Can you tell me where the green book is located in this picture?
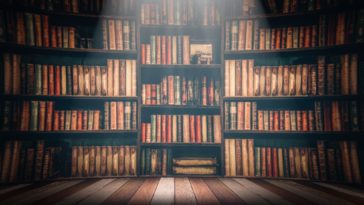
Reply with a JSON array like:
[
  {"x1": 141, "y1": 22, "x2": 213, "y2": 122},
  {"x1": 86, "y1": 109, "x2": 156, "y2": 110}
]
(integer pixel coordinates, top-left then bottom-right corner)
[
  {"x1": 177, "y1": 35, "x2": 182, "y2": 64},
  {"x1": 145, "y1": 148, "x2": 151, "y2": 175},
  {"x1": 30, "y1": 101, "x2": 39, "y2": 131},
  {"x1": 174, "y1": 76, "x2": 180, "y2": 105},
  {"x1": 207, "y1": 115, "x2": 213, "y2": 143},
  {"x1": 2, "y1": 101, "x2": 11, "y2": 130},
  {"x1": 130, "y1": 21, "x2": 136, "y2": 50},
  {"x1": 255, "y1": 147, "x2": 261, "y2": 176},
  {"x1": 65, "y1": 110, "x2": 71, "y2": 130},
  {"x1": 25, "y1": 13, "x2": 35, "y2": 46},
  {"x1": 66, "y1": 66, "x2": 72, "y2": 95},
  {"x1": 177, "y1": 115, "x2": 183, "y2": 143},
  {"x1": 141, "y1": 149, "x2": 145, "y2": 175},
  {"x1": 124, "y1": 101, "x2": 131, "y2": 130},
  {"x1": 62, "y1": 27, "x2": 68, "y2": 48},
  {"x1": 150, "y1": 35, "x2": 156, "y2": 64},
  {"x1": 35, "y1": 64, "x2": 42, "y2": 95},
  {"x1": 123, "y1": 20, "x2": 130, "y2": 50},
  {"x1": 283, "y1": 147, "x2": 289, "y2": 177},
  {"x1": 132, "y1": 102, "x2": 137, "y2": 130},
  {"x1": 151, "y1": 115, "x2": 156, "y2": 143}
]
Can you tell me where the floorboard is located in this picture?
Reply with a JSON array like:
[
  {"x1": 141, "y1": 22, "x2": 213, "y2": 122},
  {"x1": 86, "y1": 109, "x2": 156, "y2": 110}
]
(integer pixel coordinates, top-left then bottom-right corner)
[
  {"x1": 174, "y1": 178, "x2": 197, "y2": 205},
  {"x1": 1, "y1": 177, "x2": 363, "y2": 205}
]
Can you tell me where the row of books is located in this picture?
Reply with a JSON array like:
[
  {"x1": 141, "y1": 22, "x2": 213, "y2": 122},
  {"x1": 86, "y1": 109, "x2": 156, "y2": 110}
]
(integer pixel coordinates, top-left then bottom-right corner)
[
  {"x1": 140, "y1": 148, "x2": 171, "y2": 176},
  {"x1": 141, "y1": 35, "x2": 190, "y2": 65},
  {"x1": 173, "y1": 157, "x2": 218, "y2": 175},
  {"x1": 1, "y1": 0, "x2": 137, "y2": 16},
  {"x1": 141, "y1": 115, "x2": 221, "y2": 144},
  {"x1": 140, "y1": 0, "x2": 220, "y2": 26},
  {"x1": 142, "y1": 75, "x2": 220, "y2": 106},
  {"x1": 224, "y1": 54, "x2": 358, "y2": 97},
  {"x1": 1, "y1": 140, "x2": 62, "y2": 183},
  {"x1": 1, "y1": 101, "x2": 137, "y2": 131},
  {"x1": 224, "y1": 101, "x2": 361, "y2": 132},
  {"x1": 225, "y1": 11, "x2": 363, "y2": 51},
  {"x1": 71, "y1": 145, "x2": 137, "y2": 177},
  {"x1": 3, "y1": 55, "x2": 137, "y2": 97},
  {"x1": 224, "y1": 139, "x2": 362, "y2": 184},
  {"x1": 226, "y1": 0, "x2": 359, "y2": 16},
  {"x1": 101, "y1": 19, "x2": 136, "y2": 51}
]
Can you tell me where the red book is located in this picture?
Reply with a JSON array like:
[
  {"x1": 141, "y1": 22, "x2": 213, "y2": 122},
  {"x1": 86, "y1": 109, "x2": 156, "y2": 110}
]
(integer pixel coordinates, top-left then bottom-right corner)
[
  {"x1": 273, "y1": 147, "x2": 278, "y2": 177},
  {"x1": 59, "y1": 111, "x2": 65, "y2": 130},
  {"x1": 82, "y1": 110, "x2": 88, "y2": 130},
  {"x1": 51, "y1": 26, "x2": 57, "y2": 48},
  {"x1": 273, "y1": 111, "x2": 279, "y2": 131},
  {"x1": 267, "y1": 147, "x2": 272, "y2": 177},
  {"x1": 141, "y1": 123, "x2": 146, "y2": 142},
  {"x1": 261, "y1": 147, "x2": 267, "y2": 177},
  {"x1": 189, "y1": 115, "x2": 195, "y2": 143},
  {"x1": 77, "y1": 111, "x2": 82, "y2": 130},
  {"x1": 45, "y1": 101, "x2": 53, "y2": 131},
  {"x1": 53, "y1": 111, "x2": 59, "y2": 131},
  {"x1": 55, "y1": 65, "x2": 61, "y2": 95},
  {"x1": 209, "y1": 78, "x2": 214, "y2": 106},
  {"x1": 161, "y1": 115, "x2": 166, "y2": 143},
  {"x1": 167, "y1": 115, "x2": 172, "y2": 143},
  {"x1": 167, "y1": 36, "x2": 172, "y2": 64},
  {"x1": 161, "y1": 36, "x2": 166, "y2": 64},
  {"x1": 48, "y1": 65, "x2": 54, "y2": 95},
  {"x1": 141, "y1": 44, "x2": 146, "y2": 64},
  {"x1": 42, "y1": 15, "x2": 49, "y2": 47},
  {"x1": 195, "y1": 115, "x2": 201, "y2": 143}
]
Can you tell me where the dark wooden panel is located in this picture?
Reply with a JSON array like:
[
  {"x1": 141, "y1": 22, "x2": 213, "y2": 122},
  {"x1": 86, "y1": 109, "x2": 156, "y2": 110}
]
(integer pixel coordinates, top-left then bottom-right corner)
[
  {"x1": 204, "y1": 178, "x2": 246, "y2": 205},
  {"x1": 102, "y1": 179, "x2": 145, "y2": 205},
  {"x1": 189, "y1": 178, "x2": 220, "y2": 205},
  {"x1": 127, "y1": 178, "x2": 159, "y2": 205}
]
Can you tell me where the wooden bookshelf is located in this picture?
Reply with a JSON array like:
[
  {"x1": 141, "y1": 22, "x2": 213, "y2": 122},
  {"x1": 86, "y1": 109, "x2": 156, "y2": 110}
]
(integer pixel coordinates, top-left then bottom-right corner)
[
  {"x1": 0, "y1": 43, "x2": 137, "y2": 58},
  {"x1": 1, "y1": 0, "x2": 363, "y2": 183}
]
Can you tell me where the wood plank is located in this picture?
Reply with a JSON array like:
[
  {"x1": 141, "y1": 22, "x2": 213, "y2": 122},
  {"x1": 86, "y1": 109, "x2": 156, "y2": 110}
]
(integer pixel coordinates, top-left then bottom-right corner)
[
  {"x1": 204, "y1": 178, "x2": 245, "y2": 205},
  {"x1": 189, "y1": 178, "x2": 220, "y2": 205},
  {"x1": 0, "y1": 184, "x2": 30, "y2": 195},
  {"x1": 151, "y1": 177, "x2": 175, "y2": 205},
  {"x1": 174, "y1": 178, "x2": 197, "y2": 205},
  {"x1": 314, "y1": 182, "x2": 364, "y2": 198},
  {"x1": 233, "y1": 178, "x2": 293, "y2": 205},
  {"x1": 78, "y1": 179, "x2": 128, "y2": 205},
  {"x1": 220, "y1": 178, "x2": 270, "y2": 205},
  {"x1": 0, "y1": 182, "x2": 51, "y2": 201},
  {"x1": 33, "y1": 179, "x2": 99, "y2": 205},
  {"x1": 1, "y1": 181, "x2": 68, "y2": 204},
  {"x1": 296, "y1": 181, "x2": 364, "y2": 205},
  {"x1": 265, "y1": 180, "x2": 340, "y2": 205},
  {"x1": 127, "y1": 178, "x2": 160, "y2": 205},
  {"x1": 101, "y1": 179, "x2": 145, "y2": 205},
  {"x1": 55, "y1": 179, "x2": 115, "y2": 205},
  {"x1": 7, "y1": 180, "x2": 82, "y2": 205},
  {"x1": 248, "y1": 179, "x2": 314, "y2": 205}
]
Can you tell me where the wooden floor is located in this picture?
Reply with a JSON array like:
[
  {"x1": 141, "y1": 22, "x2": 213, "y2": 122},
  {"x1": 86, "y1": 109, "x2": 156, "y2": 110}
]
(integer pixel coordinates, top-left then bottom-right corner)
[{"x1": 0, "y1": 178, "x2": 364, "y2": 205}]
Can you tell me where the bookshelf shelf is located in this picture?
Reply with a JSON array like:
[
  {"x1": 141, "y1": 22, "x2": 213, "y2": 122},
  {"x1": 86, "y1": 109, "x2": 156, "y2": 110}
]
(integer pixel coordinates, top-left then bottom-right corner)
[
  {"x1": 0, "y1": 43, "x2": 137, "y2": 58},
  {"x1": 224, "y1": 43, "x2": 364, "y2": 59},
  {"x1": 225, "y1": 6, "x2": 362, "y2": 21},
  {"x1": 0, "y1": 95, "x2": 139, "y2": 102},
  {"x1": 140, "y1": 64, "x2": 221, "y2": 71},
  {"x1": 0, "y1": 5, "x2": 136, "y2": 20},
  {"x1": 223, "y1": 95, "x2": 364, "y2": 102},
  {"x1": 0, "y1": 130, "x2": 138, "y2": 140},
  {"x1": 223, "y1": 131, "x2": 364, "y2": 140},
  {"x1": 140, "y1": 143, "x2": 221, "y2": 148},
  {"x1": 140, "y1": 25, "x2": 220, "y2": 35},
  {"x1": 141, "y1": 105, "x2": 220, "y2": 111}
]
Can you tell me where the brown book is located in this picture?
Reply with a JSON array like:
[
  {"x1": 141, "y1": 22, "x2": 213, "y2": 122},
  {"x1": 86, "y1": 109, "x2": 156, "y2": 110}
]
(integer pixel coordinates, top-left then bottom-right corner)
[
  {"x1": 229, "y1": 139, "x2": 236, "y2": 176},
  {"x1": 225, "y1": 139, "x2": 230, "y2": 176},
  {"x1": 130, "y1": 147, "x2": 137, "y2": 176},
  {"x1": 278, "y1": 148, "x2": 284, "y2": 177},
  {"x1": 125, "y1": 146, "x2": 130, "y2": 175},
  {"x1": 241, "y1": 139, "x2": 249, "y2": 176},
  {"x1": 349, "y1": 141, "x2": 361, "y2": 184},
  {"x1": 238, "y1": 20, "x2": 246, "y2": 50},
  {"x1": 182, "y1": 36, "x2": 190, "y2": 64},
  {"x1": 106, "y1": 146, "x2": 113, "y2": 176},
  {"x1": 71, "y1": 146, "x2": 78, "y2": 177},
  {"x1": 77, "y1": 65, "x2": 84, "y2": 95},
  {"x1": 45, "y1": 101, "x2": 53, "y2": 131},
  {"x1": 9, "y1": 141, "x2": 21, "y2": 182},
  {"x1": 248, "y1": 139, "x2": 255, "y2": 176},
  {"x1": 295, "y1": 65, "x2": 302, "y2": 95},
  {"x1": 83, "y1": 147, "x2": 89, "y2": 177},
  {"x1": 108, "y1": 20, "x2": 116, "y2": 50},
  {"x1": 100, "y1": 146, "x2": 107, "y2": 176},
  {"x1": 107, "y1": 59, "x2": 114, "y2": 96},
  {"x1": 266, "y1": 147, "x2": 272, "y2": 177},
  {"x1": 235, "y1": 60, "x2": 242, "y2": 96},
  {"x1": 77, "y1": 146, "x2": 83, "y2": 177},
  {"x1": 244, "y1": 102, "x2": 251, "y2": 130},
  {"x1": 317, "y1": 141, "x2": 327, "y2": 181},
  {"x1": 310, "y1": 148, "x2": 320, "y2": 180},
  {"x1": 115, "y1": 20, "x2": 123, "y2": 50},
  {"x1": 95, "y1": 146, "x2": 101, "y2": 176},
  {"x1": 272, "y1": 148, "x2": 278, "y2": 177},
  {"x1": 101, "y1": 66, "x2": 107, "y2": 96},
  {"x1": 259, "y1": 66, "x2": 266, "y2": 96},
  {"x1": 95, "y1": 66, "x2": 102, "y2": 95},
  {"x1": 118, "y1": 146, "x2": 125, "y2": 175},
  {"x1": 261, "y1": 147, "x2": 267, "y2": 177},
  {"x1": 288, "y1": 147, "x2": 295, "y2": 177},
  {"x1": 89, "y1": 146, "x2": 95, "y2": 176},
  {"x1": 301, "y1": 148, "x2": 309, "y2": 178},
  {"x1": 241, "y1": 60, "x2": 248, "y2": 96},
  {"x1": 235, "y1": 139, "x2": 242, "y2": 175},
  {"x1": 113, "y1": 60, "x2": 120, "y2": 96},
  {"x1": 340, "y1": 141, "x2": 353, "y2": 183}
]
